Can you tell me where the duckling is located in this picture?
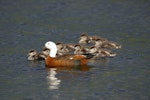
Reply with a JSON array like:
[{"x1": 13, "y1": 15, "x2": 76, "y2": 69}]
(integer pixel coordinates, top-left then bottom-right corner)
[
  {"x1": 56, "y1": 42, "x2": 73, "y2": 56},
  {"x1": 88, "y1": 46, "x2": 98, "y2": 54},
  {"x1": 89, "y1": 46, "x2": 116, "y2": 58},
  {"x1": 57, "y1": 42, "x2": 77, "y2": 54},
  {"x1": 94, "y1": 38, "x2": 108, "y2": 48},
  {"x1": 100, "y1": 49, "x2": 116, "y2": 57},
  {"x1": 102, "y1": 41, "x2": 122, "y2": 49},
  {"x1": 56, "y1": 42, "x2": 64, "y2": 52},
  {"x1": 27, "y1": 49, "x2": 37, "y2": 60},
  {"x1": 27, "y1": 49, "x2": 47, "y2": 60},
  {"x1": 56, "y1": 42, "x2": 67, "y2": 56},
  {"x1": 79, "y1": 33, "x2": 91, "y2": 44},
  {"x1": 33, "y1": 52, "x2": 47, "y2": 60},
  {"x1": 42, "y1": 47, "x2": 50, "y2": 57},
  {"x1": 73, "y1": 44, "x2": 89, "y2": 54},
  {"x1": 89, "y1": 35, "x2": 106, "y2": 43},
  {"x1": 66, "y1": 43, "x2": 76, "y2": 50}
]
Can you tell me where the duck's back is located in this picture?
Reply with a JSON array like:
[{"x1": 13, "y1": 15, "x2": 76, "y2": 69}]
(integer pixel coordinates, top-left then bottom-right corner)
[{"x1": 45, "y1": 54, "x2": 90, "y2": 67}]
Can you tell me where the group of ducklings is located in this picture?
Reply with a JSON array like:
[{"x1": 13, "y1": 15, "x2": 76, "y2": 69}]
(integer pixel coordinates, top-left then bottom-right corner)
[{"x1": 27, "y1": 33, "x2": 121, "y2": 61}]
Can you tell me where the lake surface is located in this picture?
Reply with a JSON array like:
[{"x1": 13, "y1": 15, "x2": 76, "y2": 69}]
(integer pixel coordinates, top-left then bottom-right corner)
[{"x1": 0, "y1": 0, "x2": 150, "y2": 100}]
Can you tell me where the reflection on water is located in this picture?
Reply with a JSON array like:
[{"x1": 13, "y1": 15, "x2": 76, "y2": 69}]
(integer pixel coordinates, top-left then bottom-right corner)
[
  {"x1": 46, "y1": 65, "x2": 91, "y2": 90},
  {"x1": 46, "y1": 68, "x2": 61, "y2": 90}
]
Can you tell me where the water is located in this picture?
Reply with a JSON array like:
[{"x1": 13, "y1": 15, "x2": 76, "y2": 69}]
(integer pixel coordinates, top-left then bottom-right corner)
[{"x1": 0, "y1": 0, "x2": 150, "y2": 100}]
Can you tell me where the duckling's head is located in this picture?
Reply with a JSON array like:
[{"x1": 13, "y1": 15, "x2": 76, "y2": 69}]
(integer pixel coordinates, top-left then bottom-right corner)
[
  {"x1": 42, "y1": 47, "x2": 50, "y2": 56},
  {"x1": 56, "y1": 42, "x2": 64, "y2": 50},
  {"x1": 74, "y1": 44, "x2": 82, "y2": 50},
  {"x1": 89, "y1": 46, "x2": 98, "y2": 53},
  {"x1": 27, "y1": 49, "x2": 37, "y2": 60},
  {"x1": 80, "y1": 33, "x2": 89, "y2": 40},
  {"x1": 28, "y1": 49, "x2": 37, "y2": 56}
]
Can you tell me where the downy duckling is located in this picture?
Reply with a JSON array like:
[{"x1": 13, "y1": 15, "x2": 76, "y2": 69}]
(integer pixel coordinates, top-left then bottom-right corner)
[
  {"x1": 56, "y1": 42, "x2": 75, "y2": 56},
  {"x1": 27, "y1": 49, "x2": 37, "y2": 60},
  {"x1": 79, "y1": 33, "x2": 91, "y2": 44},
  {"x1": 89, "y1": 46, "x2": 116, "y2": 58},
  {"x1": 42, "y1": 47, "x2": 50, "y2": 57},
  {"x1": 27, "y1": 49, "x2": 47, "y2": 60},
  {"x1": 33, "y1": 52, "x2": 47, "y2": 60},
  {"x1": 94, "y1": 38, "x2": 108, "y2": 48},
  {"x1": 89, "y1": 35, "x2": 107, "y2": 43},
  {"x1": 102, "y1": 41, "x2": 122, "y2": 49},
  {"x1": 56, "y1": 42, "x2": 68, "y2": 56},
  {"x1": 73, "y1": 44, "x2": 89, "y2": 54}
]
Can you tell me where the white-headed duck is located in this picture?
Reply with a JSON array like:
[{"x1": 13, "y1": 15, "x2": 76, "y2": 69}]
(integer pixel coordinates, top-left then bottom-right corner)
[{"x1": 45, "y1": 41, "x2": 93, "y2": 67}]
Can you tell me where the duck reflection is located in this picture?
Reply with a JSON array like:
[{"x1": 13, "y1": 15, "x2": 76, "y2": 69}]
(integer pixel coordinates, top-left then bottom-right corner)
[
  {"x1": 46, "y1": 68, "x2": 61, "y2": 90},
  {"x1": 46, "y1": 65, "x2": 91, "y2": 90}
]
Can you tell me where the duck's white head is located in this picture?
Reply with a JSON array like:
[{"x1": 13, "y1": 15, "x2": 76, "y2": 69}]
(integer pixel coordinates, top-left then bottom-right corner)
[{"x1": 45, "y1": 41, "x2": 57, "y2": 57}]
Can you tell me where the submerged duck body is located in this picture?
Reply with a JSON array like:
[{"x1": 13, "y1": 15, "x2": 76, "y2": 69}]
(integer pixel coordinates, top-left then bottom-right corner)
[{"x1": 45, "y1": 41, "x2": 92, "y2": 67}]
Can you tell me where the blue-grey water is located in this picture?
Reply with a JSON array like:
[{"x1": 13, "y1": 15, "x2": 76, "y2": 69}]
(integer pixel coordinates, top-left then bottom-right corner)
[{"x1": 0, "y1": 0, "x2": 150, "y2": 100}]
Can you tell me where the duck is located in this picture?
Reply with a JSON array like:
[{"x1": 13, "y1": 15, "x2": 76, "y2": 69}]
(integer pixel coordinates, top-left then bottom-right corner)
[
  {"x1": 73, "y1": 44, "x2": 89, "y2": 55},
  {"x1": 56, "y1": 42, "x2": 65, "y2": 56},
  {"x1": 93, "y1": 38, "x2": 121, "y2": 49},
  {"x1": 93, "y1": 38, "x2": 108, "y2": 48},
  {"x1": 56, "y1": 42, "x2": 75, "y2": 56},
  {"x1": 79, "y1": 33, "x2": 108, "y2": 44},
  {"x1": 66, "y1": 43, "x2": 76, "y2": 50},
  {"x1": 90, "y1": 36, "x2": 107, "y2": 41},
  {"x1": 89, "y1": 46, "x2": 116, "y2": 58},
  {"x1": 44, "y1": 41, "x2": 93, "y2": 67},
  {"x1": 42, "y1": 47, "x2": 50, "y2": 57},
  {"x1": 27, "y1": 49, "x2": 37, "y2": 60},
  {"x1": 79, "y1": 33, "x2": 91, "y2": 44},
  {"x1": 34, "y1": 52, "x2": 47, "y2": 60},
  {"x1": 27, "y1": 49, "x2": 47, "y2": 61},
  {"x1": 102, "y1": 41, "x2": 122, "y2": 49}
]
